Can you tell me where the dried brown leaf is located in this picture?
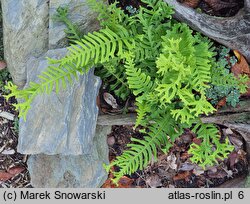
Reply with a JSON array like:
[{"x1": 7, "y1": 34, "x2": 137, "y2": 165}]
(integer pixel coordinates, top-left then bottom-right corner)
[
  {"x1": 173, "y1": 171, "x2": 191, "y2": 181},
  {"x1": 192, "y1": 137, "x2": 202, "y2": 145},
  {"x1": 103, "y1": 92, "x2": 118, "y2": 109},
  {"x1": 232, "y1": 51, "x2": 250, "y2": 76},
  {"x1": 0, "y1": 166, "x2": 25, "y2": 182},
  {"x1": 207, "y1": 169, "x2": 227, "y2": 179},
  {"x1": 216, "y1": 97, "x2": 226, "y2": 109},
  {"x1": 8, "y1": 166, "x2": 26, "y2": 175},
  {"x1": 182, "y1": 0, "x2": 200, "y2": 8},
  {"x1": 146, "y1": 174, "x2": 162, "y2": 188},
  {"x1": 228, "y1": 151, "x2": 238, "y2": 168},
  {"x1": 228, "y1": 135, "x2": 243, "y2": 149},
  {"x1": 178, "y1": 163, "x2": 195, "y2": 171}
]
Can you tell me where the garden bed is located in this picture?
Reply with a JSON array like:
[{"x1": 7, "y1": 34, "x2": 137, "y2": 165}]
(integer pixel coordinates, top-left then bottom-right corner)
[{"x1": 97, "y1": 99, "x2": 250, "y2": 188}]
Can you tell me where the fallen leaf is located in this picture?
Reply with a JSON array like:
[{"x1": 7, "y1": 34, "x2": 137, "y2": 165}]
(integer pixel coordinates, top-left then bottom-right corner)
[
  {"x1": 180, "y1": 133, "x2": 193, "y2": 143},
  {"x1": 182, "y1": 0, "x2": 200, "y2": 8},
  {"x1": 193, "y1": 168, "x2": 205, "y2": 176},
  {"x1": 146, "y1": 174, "x2": 162, "y2": 188},
  {"x1": 216, "y1": 97, "x2": 226, "y2": 109},
  {"x1": 180, "y1": 152, "x2": 191, "y2": 161},
  {"x1": 0, "y1": 171, "x2": 14, "y2": 182},
  {"x1": 223, "y1": 128, "x2": 233, "y2": 135},
  {"x1": 167, "y1": 154, "x2": 177, "y2": 170},
  {"x1": 192, "y1": 137, "x2": 202, "y2": 145},
  {"x1": 0, "y1": 61, "x2": 7, "y2": 70},
  {"x1": 0, "y1": 166, "x2": 25, "y2": 182},
  {"x1": 8, "y1": 166, "x2": 25, "y2": 175},
  {"x1": 228, "y1": 135, "x2": 243, "y2": 149},
  {"x1": 101, "y1": 173, "x2": 134, "y2": 188},
  {"x1": 103, "y1": 92, "x2": 118, "y2": 109},
  {"x1": 232, "y1": 51, "x2": 250, "y2": 75},
  {"x1": 101, "y1": 179, "x2": 114, "y2": 188},
  {"x1": 207, "y1": 169, "x2": 227, "y2": 179},
  {"x1": 231, "y1": 51, "x2": 250, "y2": 97},
  {"x1": 173, "y1": 171, "x2": 191, "y2": 182},
  {"x1": 116, "y1": 176, "x2": 134, "y2": 188},
  {"x1": 228, "y1": 151, "x2": 238, "y2": 168},
  {"x1": 178, "y1": 163, "x2": 195, "y2": 171}
]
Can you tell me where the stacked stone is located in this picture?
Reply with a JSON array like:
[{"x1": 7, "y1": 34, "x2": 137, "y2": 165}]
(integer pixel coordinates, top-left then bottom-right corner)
[{"x1": 1, "y1": 0, "x2": 110, "y2": 187}]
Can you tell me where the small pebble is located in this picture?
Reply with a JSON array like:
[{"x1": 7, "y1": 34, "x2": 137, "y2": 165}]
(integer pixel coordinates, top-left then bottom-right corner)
[
  {"x1": 1, "y1": 149, "x2": 15, "y2": 155},
  {"x1": 107, "y1": 136, "x2": 115, "y2": 146}
]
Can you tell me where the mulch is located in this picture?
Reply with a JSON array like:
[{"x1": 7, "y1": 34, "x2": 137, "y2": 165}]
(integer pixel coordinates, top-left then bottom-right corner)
[{"x1": 102, "y1": 125, "x2": 248, "y2": 188}]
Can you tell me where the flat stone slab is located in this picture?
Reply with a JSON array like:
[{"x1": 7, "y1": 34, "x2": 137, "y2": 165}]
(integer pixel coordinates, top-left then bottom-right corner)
[
  {"x1": 17, "y1": 48, "x2": 101, "y2": 155},
  {"x1": 28, "y1": 125, "x2": 111, "y2": 187}
]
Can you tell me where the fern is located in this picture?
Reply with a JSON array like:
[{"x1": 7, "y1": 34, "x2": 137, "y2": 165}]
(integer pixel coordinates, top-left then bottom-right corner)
[
  {"x1": 6, "y1": 26, "x2": 135, "y2": 120},
  {"x1": 52, "y1": 6, "x2": 82, "y2": 43},
  {"x1": 188, "y1": 123, "x2": 234, "y2": 169},
  {"x1": 104, "y1": 112, "x2": 183, "y2": 184},
  {"x1": 96, "y1": 59, "x2": 131, "y2": 100}
]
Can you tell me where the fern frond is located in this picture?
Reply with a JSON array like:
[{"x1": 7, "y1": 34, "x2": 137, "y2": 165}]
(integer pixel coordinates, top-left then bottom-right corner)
[
  {"x1": 6, "y1": 27, "x2": 135, "y2": 118},
  {"x1": 96, "y1": 58, "x2": 131, "y2": 100},
  {"x1": 4, "y1": 62, "x2": 80, "y2": 120},
  {"x1": 105, "y1": 113, "x2": 183, "y2": 184},
  {"x1": 124, "y1": 52, "x2": 154, "y2": 96},
  {"x1": 155, "y1": 83, "x2": 177, "y2": 104},
  {"x1": 135, "y1": 100, "x2": 151, "y2": 127},
  {"x1": 188, "y1": 123, "x2": 234, "y2": 169},
  {"x1": 52, "y1": 6, "x2": 82, "y2": 42}
]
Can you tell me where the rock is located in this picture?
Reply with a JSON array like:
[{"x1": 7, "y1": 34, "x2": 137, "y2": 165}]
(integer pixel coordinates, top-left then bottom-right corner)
[
  {"x1": 49, "y1": 0, "x2": 100, "y2": 49},
  {"x1": 3, "y1": 0, "x2": 109, "y2": 188},
  {"x1": 17, "y1": 48, "x2": 101, "y2": 155},
  {"x1": 1, "y1": 0, "x2": 49, "y2": 87},
  {"x1": 28, "y1": 125, "x2": 111, "y2": 187},
  {"x1": 2, "y1": 0, "x2": 100, "y2": 87},
  {"x1": 0, "y1": 111, "x2": 15, "y2": 121}
]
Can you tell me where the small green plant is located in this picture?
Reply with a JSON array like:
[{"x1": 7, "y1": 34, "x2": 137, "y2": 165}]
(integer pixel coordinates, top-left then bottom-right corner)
[
  {"x1": 206, "y1": 46, "x2": 248, "y2": 107},
  {"x1": 13, "y1": 117, "x2": 19, "y2": 134},
  {"x1": 5, "y1": 0, "x2": 247, "y2": 183},
  {"x1": 52, "y1": 6, "x2": 83, "y2": 43},
  {"x1": 0, "y1": 69, "x2": 12, "y2": 94}
]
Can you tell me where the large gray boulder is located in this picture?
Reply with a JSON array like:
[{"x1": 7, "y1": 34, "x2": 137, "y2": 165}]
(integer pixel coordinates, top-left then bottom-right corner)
[
  {"x1": 1, "y1": 0, "x2": 49, "y2": 87},
  {"x1": 2, "y1": 0, "x2": 100, "y2": 87},
  {"x1": 17, "y1": 48, "x2": 102, "y2": 155},
  {"x1": 2, "y1": 0, "x2": 110, "y2": 187}
]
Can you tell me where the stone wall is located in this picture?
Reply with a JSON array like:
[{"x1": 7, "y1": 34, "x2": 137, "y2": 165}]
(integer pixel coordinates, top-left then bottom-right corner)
[{"x1": 1, "y1": 0, "x2": 109, "y2": 187}]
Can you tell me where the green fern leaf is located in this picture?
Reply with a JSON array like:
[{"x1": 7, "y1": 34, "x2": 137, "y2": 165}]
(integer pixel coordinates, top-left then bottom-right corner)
[
  {"x1": 188, "y1": 123, "x2": 234, "y2": 169},
  {"x1": 106, "y1": 113, "x2": 183, "y2": 184}
]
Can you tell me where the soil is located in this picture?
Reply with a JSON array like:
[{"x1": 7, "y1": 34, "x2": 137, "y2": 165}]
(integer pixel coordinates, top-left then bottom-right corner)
[{"x1": 102, "y1": 125, "x2": 248, "y2": 188}]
